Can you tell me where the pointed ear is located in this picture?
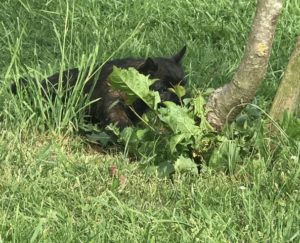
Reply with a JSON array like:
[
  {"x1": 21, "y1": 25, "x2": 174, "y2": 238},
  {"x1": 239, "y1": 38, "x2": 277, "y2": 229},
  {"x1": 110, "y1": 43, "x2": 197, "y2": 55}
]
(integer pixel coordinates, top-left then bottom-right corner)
[
  {"x1": 171, "y1": 45, "x2": 187, "y2": 63},
  {"x1": 138, "y1": 58, "x2": 158, "y2": 74}
]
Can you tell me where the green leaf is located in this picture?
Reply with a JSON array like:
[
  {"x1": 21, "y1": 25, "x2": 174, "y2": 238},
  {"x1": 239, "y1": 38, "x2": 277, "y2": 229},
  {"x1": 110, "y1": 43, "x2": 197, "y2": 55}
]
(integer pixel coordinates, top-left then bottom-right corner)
[
  {"x1": 136, "y1": 128, "x2": 149, "y2": 140},
  {"x1": 168, "y1": 85, "x2": 186, "y2": 98},
  {"x1": 86, "y1": 132, "x2": 112, "y2": 146},
  {"x1": 158, "y1": 101, "x2": 198, "y2": 134},
  {"x1": 157, "y1": 161, "x2": 175, "y2": 177},
  {"x1": 120, "y1": 127, "x2": 134, "y2": 142},
  {"x1": 192, "y1": 95, "x2": 214, "y2": 131},
  {"x1": 108, "y1": 66, "x2": 161, "y2": 110},
  {"x1": 174, "y1": 155, "x2": 198, "y2": 174},
  {"x1": 169, "y1": 133, "x2": 188, "y2": 153},
  {"x1": 193, "y1": 95, "x2": 206, "y2": 117}
]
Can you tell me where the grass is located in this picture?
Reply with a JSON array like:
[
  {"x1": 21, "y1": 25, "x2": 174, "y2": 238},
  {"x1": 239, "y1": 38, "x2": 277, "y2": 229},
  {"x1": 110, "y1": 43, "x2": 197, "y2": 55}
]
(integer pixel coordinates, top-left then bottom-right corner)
[{"x1": 0, "y1": 0, "x2": 300, "y2": 242}]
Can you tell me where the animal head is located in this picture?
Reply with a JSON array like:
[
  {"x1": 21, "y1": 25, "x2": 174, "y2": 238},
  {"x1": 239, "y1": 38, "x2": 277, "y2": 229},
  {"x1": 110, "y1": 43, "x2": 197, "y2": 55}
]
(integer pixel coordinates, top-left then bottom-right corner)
[{"x1": 137, "y1": 46, "x2": 187, "y2": 101}]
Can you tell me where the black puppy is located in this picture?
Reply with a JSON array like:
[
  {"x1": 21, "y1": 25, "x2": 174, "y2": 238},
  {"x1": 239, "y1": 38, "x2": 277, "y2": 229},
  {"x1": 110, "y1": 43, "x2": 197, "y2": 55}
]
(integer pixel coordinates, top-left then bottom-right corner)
[{"x1": 12, "y1": 46, "x2": 187, "y2": 128}]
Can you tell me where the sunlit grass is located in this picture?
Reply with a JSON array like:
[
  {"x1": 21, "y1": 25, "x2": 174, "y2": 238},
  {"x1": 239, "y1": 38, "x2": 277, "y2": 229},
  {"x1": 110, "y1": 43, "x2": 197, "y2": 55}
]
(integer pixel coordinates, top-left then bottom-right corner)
[{"x1": 0, "y1": 0, "x2": 299, "y2": 242}]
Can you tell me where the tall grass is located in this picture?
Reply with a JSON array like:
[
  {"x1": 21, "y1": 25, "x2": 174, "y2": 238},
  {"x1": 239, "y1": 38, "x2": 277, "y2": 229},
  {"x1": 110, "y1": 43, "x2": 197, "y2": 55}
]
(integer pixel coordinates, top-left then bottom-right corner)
[{"x1": 0, "y1": 0, "x2": 299, "y2": 242}]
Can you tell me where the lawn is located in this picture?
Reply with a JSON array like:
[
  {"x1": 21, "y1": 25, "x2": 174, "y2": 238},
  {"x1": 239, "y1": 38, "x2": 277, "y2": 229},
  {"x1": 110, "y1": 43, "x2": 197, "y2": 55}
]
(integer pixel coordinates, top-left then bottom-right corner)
[{"x1": 0, "y1": 0, "x2": 299, "y2": 242}]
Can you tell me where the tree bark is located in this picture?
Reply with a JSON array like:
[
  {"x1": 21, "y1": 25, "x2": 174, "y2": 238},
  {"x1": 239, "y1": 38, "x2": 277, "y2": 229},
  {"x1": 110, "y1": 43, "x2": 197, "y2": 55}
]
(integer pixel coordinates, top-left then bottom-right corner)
[
  {"x1": 269, "y1": 37, "x2": 300, "y2": 120},
  {"x1": 205, "y1": 0, "x2": 284, "y2": 130}
]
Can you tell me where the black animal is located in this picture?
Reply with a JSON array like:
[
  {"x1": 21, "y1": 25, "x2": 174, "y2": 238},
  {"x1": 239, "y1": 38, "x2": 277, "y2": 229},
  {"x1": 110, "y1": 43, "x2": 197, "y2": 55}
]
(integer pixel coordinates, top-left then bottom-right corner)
[{"x1": 11, "y1": 46, "x2": 187, "y2": 128}]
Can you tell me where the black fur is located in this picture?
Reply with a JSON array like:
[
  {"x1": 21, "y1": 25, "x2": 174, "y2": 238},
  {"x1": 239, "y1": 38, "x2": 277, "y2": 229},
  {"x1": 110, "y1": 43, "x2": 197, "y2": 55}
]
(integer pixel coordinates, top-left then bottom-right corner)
[{"x1": 11, "y1": 46, "x2": 187, "y2": 128}]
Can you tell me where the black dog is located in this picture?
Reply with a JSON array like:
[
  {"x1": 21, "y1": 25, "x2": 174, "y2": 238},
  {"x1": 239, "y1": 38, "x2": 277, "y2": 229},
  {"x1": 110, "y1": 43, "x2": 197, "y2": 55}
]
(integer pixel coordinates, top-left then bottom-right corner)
[{"x1": 11, "y1": 46, "x2": 187, "y2": 128}]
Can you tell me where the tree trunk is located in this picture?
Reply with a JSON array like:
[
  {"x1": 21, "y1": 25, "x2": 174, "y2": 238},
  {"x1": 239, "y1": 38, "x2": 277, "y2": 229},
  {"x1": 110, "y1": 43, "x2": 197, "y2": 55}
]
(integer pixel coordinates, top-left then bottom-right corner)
[
  {"x1": 269, "y1": 36, "x2": 300, "y2": 120},
  {"x1": 205, "y1": 0, "x2": 284, "y2": 130}
]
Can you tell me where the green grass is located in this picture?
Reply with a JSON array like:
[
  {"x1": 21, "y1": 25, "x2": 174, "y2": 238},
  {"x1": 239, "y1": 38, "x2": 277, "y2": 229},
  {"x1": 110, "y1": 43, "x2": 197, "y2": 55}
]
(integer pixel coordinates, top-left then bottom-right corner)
[{"x1": 0, "y1": 0, "x2": 300, "y2": 242}]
